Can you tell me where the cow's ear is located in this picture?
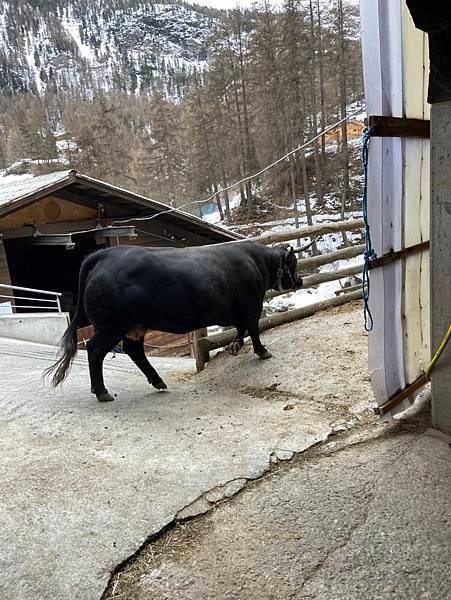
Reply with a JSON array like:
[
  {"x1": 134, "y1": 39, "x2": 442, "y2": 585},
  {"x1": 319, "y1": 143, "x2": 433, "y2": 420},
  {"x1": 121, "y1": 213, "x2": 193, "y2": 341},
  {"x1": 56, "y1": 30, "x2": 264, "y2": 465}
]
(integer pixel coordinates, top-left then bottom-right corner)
[{"x1": 285, "y1": 246, "x2": 294, "y2": 259}]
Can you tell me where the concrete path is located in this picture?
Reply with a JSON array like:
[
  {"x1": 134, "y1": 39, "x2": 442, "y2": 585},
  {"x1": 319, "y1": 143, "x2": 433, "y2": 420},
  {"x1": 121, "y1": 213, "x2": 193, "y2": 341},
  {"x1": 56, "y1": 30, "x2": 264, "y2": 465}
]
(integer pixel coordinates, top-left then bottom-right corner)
[
  {"x1": 105, "y1": 405, "x2": 451, "y2": 600},
  {"x1": 0, "y1": 305, "x2": 372, "y2": 599}
]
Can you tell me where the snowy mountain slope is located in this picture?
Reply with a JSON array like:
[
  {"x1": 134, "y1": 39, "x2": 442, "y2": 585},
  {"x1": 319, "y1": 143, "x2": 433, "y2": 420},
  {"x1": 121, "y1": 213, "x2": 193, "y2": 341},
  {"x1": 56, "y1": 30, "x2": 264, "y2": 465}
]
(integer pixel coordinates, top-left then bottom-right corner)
[{"x1": 0, "y1": 1, "x2": 219, "y2": 97}]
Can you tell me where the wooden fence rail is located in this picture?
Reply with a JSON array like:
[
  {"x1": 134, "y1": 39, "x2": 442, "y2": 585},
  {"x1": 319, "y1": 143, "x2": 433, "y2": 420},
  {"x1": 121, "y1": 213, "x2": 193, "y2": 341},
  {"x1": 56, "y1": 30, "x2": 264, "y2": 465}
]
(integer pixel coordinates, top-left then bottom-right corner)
[
  {"x1": 296, "y1": 244, "x2": 365, "y2": 270},
  {"x1": 335, "y1": 283, "x2": 362, "y2": 296},
  {"x1": 265, "y1": 263, "x2": 362, "y2": 301},
  {"x1": 254, "y1": 218, "x2": 364, "y2": 246}
]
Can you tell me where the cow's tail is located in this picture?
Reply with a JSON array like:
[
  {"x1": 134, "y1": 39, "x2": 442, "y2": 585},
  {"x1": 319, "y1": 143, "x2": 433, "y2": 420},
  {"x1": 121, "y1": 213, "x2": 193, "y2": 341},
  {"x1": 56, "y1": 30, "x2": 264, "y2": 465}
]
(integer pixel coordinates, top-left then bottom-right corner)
[{"x1": 44, "y1": 252, "x2": 100, "y2": 387}]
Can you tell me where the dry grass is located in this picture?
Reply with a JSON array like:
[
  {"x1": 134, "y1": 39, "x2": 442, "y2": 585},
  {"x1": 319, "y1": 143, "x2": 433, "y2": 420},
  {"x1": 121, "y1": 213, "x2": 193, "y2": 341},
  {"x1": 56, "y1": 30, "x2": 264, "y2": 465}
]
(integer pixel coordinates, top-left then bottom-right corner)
[{"x1": 104, "y1": 519, "x2": 209, "y2": 600}]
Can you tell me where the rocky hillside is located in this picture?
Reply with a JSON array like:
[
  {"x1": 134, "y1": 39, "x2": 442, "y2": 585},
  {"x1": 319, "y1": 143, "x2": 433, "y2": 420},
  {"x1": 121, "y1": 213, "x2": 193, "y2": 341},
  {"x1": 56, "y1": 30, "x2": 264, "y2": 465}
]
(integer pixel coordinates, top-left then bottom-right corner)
[
  {"x1": 0, "y1": 0, "x2": 220, "y2": 97},
  {"x1": 0, "y1": 0, "x2": 364, "y2": 220}
]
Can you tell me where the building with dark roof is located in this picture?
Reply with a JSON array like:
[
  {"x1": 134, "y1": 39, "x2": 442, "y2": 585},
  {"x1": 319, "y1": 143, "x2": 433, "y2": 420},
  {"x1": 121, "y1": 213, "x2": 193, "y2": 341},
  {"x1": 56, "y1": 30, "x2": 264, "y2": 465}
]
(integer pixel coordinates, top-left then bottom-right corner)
[{"x1": 0, "y1": 169, "x2": 241, "y2": 355}]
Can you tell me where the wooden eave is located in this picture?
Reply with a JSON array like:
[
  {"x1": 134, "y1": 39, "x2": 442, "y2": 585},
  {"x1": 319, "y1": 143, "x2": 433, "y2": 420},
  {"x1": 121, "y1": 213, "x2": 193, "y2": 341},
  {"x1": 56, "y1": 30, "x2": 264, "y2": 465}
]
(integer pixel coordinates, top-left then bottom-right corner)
[{"x1": 0, "y1": 170, "x2": 242, "y2": 243}]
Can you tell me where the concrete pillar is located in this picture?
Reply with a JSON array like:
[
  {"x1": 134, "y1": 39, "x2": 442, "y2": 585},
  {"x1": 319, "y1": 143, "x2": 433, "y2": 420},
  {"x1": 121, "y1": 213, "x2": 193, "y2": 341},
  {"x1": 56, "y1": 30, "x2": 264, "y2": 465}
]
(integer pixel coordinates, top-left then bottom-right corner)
[{"x1": 430, "y1": 101, "x2": 451, "y2": 434}]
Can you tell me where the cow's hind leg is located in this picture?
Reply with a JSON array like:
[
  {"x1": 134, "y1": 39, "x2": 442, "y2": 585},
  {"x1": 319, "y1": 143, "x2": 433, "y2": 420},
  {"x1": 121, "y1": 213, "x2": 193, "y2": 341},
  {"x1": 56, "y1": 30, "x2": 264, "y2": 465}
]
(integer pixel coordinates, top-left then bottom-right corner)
[
  {"x1": 86, "y1": 331, "x2": 122, "y2": 402},
  {"x1": 227, "y1": 325, "x2": 246, "y2": 356},
  {"x1": 122, "y1": 337, "x2": 167, "y2": 391},
  {"x1": 248, "y1": 318, "x2": 272, "y2": 360}
]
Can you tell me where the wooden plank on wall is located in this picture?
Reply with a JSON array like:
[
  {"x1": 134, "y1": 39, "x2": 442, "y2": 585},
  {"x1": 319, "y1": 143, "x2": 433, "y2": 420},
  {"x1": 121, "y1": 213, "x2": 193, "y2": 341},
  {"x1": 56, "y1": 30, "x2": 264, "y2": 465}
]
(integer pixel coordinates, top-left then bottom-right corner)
[
  {"x1": 368, "y1": 115, "x2": 430, "y2": 138},
  {"x1": 385, "y1": 3, "x2": 407, "y2": 416},
  {"x1": 361, "y1": 0, "x2": 406, "y2": 416},
  {"x1": 0, "y1": 239, "x2": 13, "y2": 313},
  {"x1": 114, "y1": 219, "x2": 217, "y2": 249},
  {"x1": 420, "y1": 34, "x2": 431, "y2": 368},
  {"x1": 0, "y1": 195, "x2": 97, "y2": 229},
  {"x1": 76, "y1": 325, "x2": 192, "y2": 358},
  {"x1": 420, "y1": 139, "x2": 431, "y2": 369},
  {"x1": 402, "y1": 8, "x2": 427, "y2": 397},
  {"x1": 403, "y1": 142, "x2": 425, "y2": 386},
  {"x1": 144, "y1": 331, "x2": 191, "y2": 357},
  {"x1": 361, "y1": 0, "x2": 387, "y2": 402},
  {"x1": 0, "y1": 239, "x2": 11, "y2": 286}
]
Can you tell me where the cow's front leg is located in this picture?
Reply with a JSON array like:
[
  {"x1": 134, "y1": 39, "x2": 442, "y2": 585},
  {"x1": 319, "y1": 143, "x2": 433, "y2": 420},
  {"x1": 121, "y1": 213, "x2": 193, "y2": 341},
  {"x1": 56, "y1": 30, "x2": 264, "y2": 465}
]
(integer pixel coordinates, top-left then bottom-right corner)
[
  {"x1": 248, "y1": 320, "x2": 272, "y2": 360},
  {"x1": 226, "y1": 325, "x2": 246, "y2": 356},
  {"x1": 122, "y1": 337, "x2": 167, "y2": 391}
]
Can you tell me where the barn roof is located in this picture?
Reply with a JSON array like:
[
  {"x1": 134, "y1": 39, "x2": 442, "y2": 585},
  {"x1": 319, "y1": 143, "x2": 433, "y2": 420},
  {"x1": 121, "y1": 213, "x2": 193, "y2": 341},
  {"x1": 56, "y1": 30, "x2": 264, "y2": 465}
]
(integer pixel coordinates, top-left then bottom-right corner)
[
  {"x1": 0, "y1": 170, "x2": 73, "y2": 208},
  {"x1": 0, "y1": 169, "x2": 241, "y2": 243}
]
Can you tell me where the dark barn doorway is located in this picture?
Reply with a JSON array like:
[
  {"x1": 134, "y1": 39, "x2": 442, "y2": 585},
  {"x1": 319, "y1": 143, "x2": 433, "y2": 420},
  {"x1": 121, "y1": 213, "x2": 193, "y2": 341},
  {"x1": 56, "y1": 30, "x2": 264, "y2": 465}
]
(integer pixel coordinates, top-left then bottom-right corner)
[{"x1": 3, "y1": 235, "x2": 104, "y2": 315}]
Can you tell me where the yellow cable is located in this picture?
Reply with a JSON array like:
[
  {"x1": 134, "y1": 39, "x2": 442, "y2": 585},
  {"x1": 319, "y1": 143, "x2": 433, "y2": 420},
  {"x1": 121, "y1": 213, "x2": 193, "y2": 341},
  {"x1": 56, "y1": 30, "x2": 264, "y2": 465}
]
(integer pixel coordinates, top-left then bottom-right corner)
[{"x1": 425, "y1": 324, "x2": 451, "y2": 380}]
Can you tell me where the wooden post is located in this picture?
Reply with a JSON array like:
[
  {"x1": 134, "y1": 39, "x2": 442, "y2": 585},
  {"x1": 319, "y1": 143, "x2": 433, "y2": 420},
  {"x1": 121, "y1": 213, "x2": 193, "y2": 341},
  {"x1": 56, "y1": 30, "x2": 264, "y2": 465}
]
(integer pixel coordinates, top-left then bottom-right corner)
[
  {"x1": 430, "y1": 102, "x2": 451, "y2": 434},
  {"x1": 0, "y1": 238, "x2": 15, "y2": 313},
  {"x1": 193, "y1": 328, "x2": 209, "y2": 372}
]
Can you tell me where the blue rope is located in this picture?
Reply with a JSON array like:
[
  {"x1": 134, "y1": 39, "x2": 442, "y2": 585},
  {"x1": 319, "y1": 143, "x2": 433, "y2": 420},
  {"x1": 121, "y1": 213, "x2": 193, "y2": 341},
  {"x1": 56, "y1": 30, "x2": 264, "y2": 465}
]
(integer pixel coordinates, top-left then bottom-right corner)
[{"x1": 361, "y1": 126, "x2": 376, "y2": 332}]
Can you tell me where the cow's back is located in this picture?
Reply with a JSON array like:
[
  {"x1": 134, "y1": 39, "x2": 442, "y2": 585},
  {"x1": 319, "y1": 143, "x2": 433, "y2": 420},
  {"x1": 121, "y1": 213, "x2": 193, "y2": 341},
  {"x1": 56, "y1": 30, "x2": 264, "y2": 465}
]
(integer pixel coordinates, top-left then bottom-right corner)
[{"x1": 82, "y1": 242, "x2": 272, "y2": 334}]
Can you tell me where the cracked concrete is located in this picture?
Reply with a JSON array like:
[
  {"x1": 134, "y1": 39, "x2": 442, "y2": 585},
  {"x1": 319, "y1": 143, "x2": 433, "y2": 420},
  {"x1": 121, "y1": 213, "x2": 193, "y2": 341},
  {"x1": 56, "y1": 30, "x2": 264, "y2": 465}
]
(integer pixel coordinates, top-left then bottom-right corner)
[
  {"x1": 106, "y1": 406, "x2": 451, "y2": 600},
  {"x1": 0, "y1": 304, "x2": 373, "y2": 599}
]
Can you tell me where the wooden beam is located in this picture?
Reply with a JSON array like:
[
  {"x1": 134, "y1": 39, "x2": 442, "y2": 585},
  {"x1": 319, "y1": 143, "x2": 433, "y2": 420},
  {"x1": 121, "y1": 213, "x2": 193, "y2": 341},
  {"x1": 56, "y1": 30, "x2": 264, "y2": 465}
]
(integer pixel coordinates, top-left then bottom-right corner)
[
  {"x1": 296, "y1": 244, "x2": 364, "y2": 270},
  {"x1": 301, "y1": 264, "x2": 362, "y2": 287},
  {"x1": 375, "y1": 374, "x2": 428, "y2": 416},
  {"x1": 368, "y1": 241, "x2": 429, "y2": 270},
  {"x1": 335, "y1": 283, "x2": 362, "y2": 296},
  {"x1": 367, "y1": 115, "x2": 430, "y2": 138},
  {"x1": 265, "y1": 264, "x2": 362, "y2": 301},
  {"x1": 0, "y1": 239, "x2": 12, "y2": 287},
  {"x1": 0, "y1": 220, "x2": 105, "y2": 239},
  {"x1": 193, "y1": 328, "x2": 209, "y2": 372},
  {"x1": 255, "y1": 218, "x2": 364, "y2": 246}
]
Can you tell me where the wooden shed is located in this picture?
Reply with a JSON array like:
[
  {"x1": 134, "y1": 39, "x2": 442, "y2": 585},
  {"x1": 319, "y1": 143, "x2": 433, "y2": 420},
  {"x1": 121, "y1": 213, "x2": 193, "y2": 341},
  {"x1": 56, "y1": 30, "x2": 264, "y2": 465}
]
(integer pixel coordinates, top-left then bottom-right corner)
[{"x1": 0, "y1": 169, "x2": 241, "y2": 356}]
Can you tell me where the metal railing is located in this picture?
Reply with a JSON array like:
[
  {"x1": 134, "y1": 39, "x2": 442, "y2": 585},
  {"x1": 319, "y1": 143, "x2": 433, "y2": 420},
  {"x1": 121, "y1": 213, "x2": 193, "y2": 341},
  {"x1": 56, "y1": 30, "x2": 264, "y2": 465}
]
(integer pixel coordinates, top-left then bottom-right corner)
[{"x1": 0, "y1": 284, "x2": 62, "y2": 313}]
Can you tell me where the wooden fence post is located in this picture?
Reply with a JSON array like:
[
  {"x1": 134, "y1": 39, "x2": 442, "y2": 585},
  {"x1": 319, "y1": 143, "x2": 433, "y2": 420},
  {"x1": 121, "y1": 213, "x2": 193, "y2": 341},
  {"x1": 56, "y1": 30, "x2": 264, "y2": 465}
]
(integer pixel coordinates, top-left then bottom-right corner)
[{"x1": 193, "y1": 328, "x2": 209, "y2": 372}]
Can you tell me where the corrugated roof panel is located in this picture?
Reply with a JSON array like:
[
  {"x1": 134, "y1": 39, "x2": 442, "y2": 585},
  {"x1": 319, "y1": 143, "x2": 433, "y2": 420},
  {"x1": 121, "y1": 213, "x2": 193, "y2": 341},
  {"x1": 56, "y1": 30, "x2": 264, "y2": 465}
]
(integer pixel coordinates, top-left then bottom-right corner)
[{"x1": 0, "y1": 170, "x2": 73, "y2": 208}]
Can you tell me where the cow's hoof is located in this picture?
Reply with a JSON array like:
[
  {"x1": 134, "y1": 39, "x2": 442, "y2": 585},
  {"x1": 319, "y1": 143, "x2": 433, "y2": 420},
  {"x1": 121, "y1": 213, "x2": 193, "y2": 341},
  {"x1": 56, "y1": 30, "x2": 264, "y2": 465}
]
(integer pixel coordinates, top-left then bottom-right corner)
[
  {"x1": 97, "y1": 392, "x2": 115, "y2": 402},
  {"x1": 227, "y1": 340, "x2": 243, "y2": 356},
  {"x1": 258, "y1": 350, "x2": 273, "y2": 360},
  {"x1": 152, "y1": 380, "x2": 168, "y2": 391}
]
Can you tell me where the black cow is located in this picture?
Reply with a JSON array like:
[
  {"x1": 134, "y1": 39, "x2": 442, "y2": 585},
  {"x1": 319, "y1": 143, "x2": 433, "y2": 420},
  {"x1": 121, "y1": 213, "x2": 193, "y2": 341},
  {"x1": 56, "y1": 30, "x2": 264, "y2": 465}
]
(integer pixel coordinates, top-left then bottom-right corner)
[{"x1": 45, "y1": 241, "x2": 301, "y2": 402}]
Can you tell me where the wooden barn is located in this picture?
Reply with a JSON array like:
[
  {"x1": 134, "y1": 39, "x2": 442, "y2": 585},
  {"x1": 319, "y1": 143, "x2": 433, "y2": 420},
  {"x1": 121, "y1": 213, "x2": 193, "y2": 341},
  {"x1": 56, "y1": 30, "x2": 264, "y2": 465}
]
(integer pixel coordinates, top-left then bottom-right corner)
[{"x1": 0, "y1": 169, "x2": 241, "y2": 356}]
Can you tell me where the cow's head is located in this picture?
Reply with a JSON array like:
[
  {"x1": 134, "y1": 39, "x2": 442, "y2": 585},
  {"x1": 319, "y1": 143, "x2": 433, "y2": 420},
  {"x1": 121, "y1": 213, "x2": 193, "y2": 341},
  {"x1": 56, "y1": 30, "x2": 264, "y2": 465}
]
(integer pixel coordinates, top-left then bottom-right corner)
[{"x1": 272, "y1": 244, "x2": 302, "y2": 291}]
